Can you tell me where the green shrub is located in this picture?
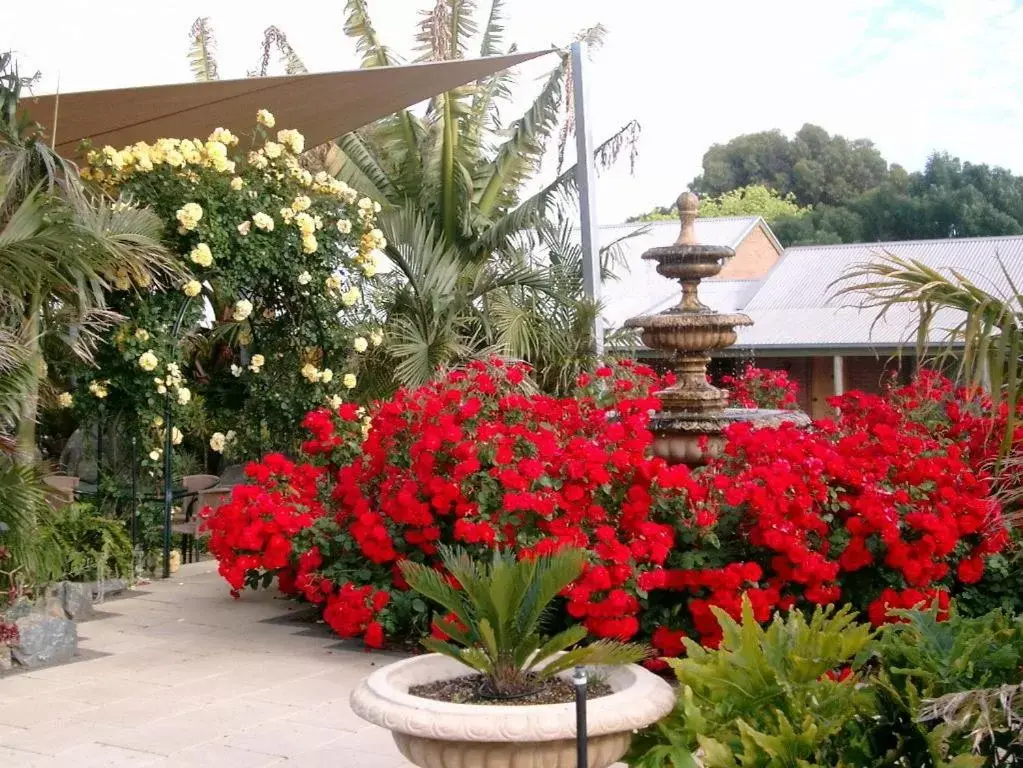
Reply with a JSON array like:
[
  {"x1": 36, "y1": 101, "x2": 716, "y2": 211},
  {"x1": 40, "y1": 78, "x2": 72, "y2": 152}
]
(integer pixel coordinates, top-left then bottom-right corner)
[
  {"x1": 47, "y1": 503, "x2": 133, "y2": 582},
  {"x1": 627, "y1": 598, "x2": 876, "y2": 768},
  {"x1": 871, "y1": 606, "x2": 1023, "y2": 766}
]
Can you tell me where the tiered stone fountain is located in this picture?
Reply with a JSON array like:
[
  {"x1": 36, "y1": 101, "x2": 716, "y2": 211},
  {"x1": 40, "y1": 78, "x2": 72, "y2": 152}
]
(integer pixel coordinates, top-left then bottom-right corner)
[{"x1": 625, "y1": 192, "x2": 809, "y2": 466}]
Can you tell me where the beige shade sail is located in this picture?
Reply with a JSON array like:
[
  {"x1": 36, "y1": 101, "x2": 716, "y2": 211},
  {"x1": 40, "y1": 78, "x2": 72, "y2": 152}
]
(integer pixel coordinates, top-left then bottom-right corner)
[{"x1": 18, "y1": 50, "x2": 553, "y2": 159}]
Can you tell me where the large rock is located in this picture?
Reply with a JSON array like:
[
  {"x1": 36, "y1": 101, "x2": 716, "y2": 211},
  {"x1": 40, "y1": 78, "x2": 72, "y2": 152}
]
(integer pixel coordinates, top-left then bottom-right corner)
[
  {"x1": 12, "y1": 614, "x2": 77, "y2": 668},
  {"x1": 60, "y1": 582, "x2": 94, "y2": 620},
  {"x1": 91, "y1": 578, "x2": 127, "y2": 600}
]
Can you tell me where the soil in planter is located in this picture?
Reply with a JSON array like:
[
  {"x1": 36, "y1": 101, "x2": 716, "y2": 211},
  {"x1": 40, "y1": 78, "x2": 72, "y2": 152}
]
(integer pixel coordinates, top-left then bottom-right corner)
[{"x1": 409, "y1": 674, "x2": 613, "y2": 706}]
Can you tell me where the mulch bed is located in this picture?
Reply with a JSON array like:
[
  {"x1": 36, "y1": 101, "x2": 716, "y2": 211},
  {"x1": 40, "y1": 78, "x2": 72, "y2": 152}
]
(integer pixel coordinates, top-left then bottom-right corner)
[{"x1": 409, "y1": 673, "x2": 613, "y2": 705}]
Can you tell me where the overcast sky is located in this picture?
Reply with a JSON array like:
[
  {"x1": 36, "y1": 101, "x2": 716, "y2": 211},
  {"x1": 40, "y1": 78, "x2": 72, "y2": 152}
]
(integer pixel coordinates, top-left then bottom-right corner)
[{"x1": 6, "y1": 0, "x2": 1023, "y2": 224}]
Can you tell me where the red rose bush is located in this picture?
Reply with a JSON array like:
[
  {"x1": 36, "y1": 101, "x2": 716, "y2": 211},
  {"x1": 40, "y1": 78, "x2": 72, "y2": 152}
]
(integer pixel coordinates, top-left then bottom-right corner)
[{"x1": 203, "y1": 360, "x2": 1012, "y2": 662}]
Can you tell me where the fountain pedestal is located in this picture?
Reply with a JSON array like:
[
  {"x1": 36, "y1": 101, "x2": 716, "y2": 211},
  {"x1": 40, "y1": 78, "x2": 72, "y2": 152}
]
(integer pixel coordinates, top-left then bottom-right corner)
[{"x1": 625, "y1": 192, "x2": 809, "y2": 466}]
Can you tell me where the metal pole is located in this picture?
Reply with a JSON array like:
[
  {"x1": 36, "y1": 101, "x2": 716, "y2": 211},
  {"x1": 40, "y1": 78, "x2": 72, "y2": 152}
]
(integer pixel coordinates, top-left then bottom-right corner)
[
  {"x1": 832, "y1": 355, "x2": 845, "y2": 397},
  {"x1": 571, "y1": 41, "x2": 603, "y2": 359},
  {"x1": 573, "y1": 665, "x2": 588, "y2": 767},
  {"x1": 163, "y1": 297, "x2": 193, "y2": 579},
  {"x1": 130, "y1": 434, "x2": 138, "y2": 548}
]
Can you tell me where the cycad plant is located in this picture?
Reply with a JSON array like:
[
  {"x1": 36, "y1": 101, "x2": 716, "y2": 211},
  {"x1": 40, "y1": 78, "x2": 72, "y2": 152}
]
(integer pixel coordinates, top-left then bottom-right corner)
[{"x1": 399, "y1": 547, "x2": 649, "y2": 698}]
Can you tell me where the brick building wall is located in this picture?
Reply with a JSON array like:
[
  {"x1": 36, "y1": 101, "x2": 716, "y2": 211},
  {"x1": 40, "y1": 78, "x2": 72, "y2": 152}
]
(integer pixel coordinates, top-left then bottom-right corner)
[{"x1": 718, "y1": 223, "x2": 782, "y2": 280}]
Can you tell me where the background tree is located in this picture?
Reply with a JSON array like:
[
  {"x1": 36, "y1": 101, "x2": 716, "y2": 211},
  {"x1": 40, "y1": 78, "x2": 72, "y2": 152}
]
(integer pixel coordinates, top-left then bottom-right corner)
[
  {"x1": 627, "y1": 184, "x2": 810, "y2": 223},
  {"x1": 691, "y1": 124, "x2": 889, "y2": 208}
]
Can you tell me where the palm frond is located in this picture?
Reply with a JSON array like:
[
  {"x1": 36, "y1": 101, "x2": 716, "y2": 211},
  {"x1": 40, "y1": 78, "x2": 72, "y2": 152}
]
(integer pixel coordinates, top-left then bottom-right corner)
[
  {"x1": 836, "y1": 251, "x2": 1023, "y2": 455},
  {"x1": 187, "y1": 17, "x2": 220, "y2": 81},
  {"x1": 330, "y1": 132, "x2": 398, "y2": 203},
  {"x1": 537, "y1": 639, "x2": 651, "y2": 680},
  {"x1": 476, "y1": 120, "x2": 641, "y2": 253},
  {"x1": 475, "y1": 60, "x2": 567, "y2": 216},
  {"x1": 344, "y1": 0, "x2": 404, "y2": 68}
]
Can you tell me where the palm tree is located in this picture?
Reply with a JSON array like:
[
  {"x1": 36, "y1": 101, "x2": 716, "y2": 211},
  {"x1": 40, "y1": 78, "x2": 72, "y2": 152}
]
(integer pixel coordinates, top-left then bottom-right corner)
[
  {"x1": 186, "y1": 3, "x2": 641, "y2": 388},
  {"x1": 0, "y1": 54, "x2": 182, "y2": 463},
  {"x1": 0, "y1": 55, "x2": 183, "y2": 583},
  {"x1": 839, "y1": 253, "x2": 1023, "y2": 458}
]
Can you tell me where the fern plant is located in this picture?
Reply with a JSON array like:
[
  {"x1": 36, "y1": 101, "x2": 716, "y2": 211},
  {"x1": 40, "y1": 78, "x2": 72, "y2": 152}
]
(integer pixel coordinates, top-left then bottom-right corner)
[
  {"x1": 46, "y1": 503, "x2": 133, "y2": 583},
  {"x1": 628, "y1": 598, "x2": 877, "y2": 768},
  {"x1": 399, "y1": 547, "x2": 649, "y2": 697}
]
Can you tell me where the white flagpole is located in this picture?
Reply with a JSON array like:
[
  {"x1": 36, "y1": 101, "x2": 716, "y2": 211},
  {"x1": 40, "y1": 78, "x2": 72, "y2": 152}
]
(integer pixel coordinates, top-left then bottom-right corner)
[{"x1": 571, "y1": 41, "x2": 603, "y2": 358}]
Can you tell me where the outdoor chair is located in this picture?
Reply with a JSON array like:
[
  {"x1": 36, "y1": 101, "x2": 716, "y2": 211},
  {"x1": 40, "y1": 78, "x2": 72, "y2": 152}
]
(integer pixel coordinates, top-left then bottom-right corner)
[
  {"x1": 172, "y1": 485, "x2": 231, "y2": 563},
  {"x1": 43, "y1": 475, "x2": 79, "y2": 507}
]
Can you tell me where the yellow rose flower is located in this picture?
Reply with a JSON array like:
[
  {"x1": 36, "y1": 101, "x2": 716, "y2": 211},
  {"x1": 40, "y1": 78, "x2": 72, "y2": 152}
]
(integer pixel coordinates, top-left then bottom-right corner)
[
  {"x1": 230, "y1": 176, "x2": 244, "y2": 190},
  {"x1": 370, "y1": 330, "x2": 384, "y2": 347},
  {"x1": 189, "y1": 243, "x2": 214, "y2": 268},
  {"x1": 301, "y1": 363, "x2": 320, "y2": 383},
  {"x1": 149, "y1": 449, "x2": 162, "y2": 461},
  {"x1": 294, "y1": 212, "x2": 315, "y2": 235},
  {"x1": 138, "y1": 350, "x2": 159, "y2": 372},
  {"x1": 175, "y1": 202, "x2": 203, "y2": 231},
  {"x1": 183, "y1": 280, "x2": 202, "y2": 297},
  {"x1": 291, "y1": 195, "x2": 311, "y2": 212},
  {"x1": 152, "y1": 415, "x2": 164, "y2": 427},
  {"x1": 209, "y1": 432, "x2": 227, "y2": 453},
  {"x1": 208, "y1": 127, "x2": 239, "y2": 146},
  {"x1": 325, "y1": 275, "x2": 342, "y2": 293},
  {"x1": 57, "y1": 392, "x2": 74, "y2": 408},
  {"x1": 232, "y1": 299, "x2": 253, "y2": 322},
  {"x1": 237, "y1": 221, "x2": 252, "y2": 236},
  {"x1": 353, "y1": 337, "x2": 368, "y2": 353},
  {"x1": 252, "y1": 212, "x2": 274, "y2": 231},
  {"x1": 327, "y1": 394, "x2": 344, "y2": 409},
  {"x1": 134, "y1": 328, "x2": 150, "y2": 342},
  {"x1": 319, "y1": 368, "x2": 333, "y2": 384},
  {"x1": 336, "y1": 218, "x2": 352, "y2": 234},
  {"x1": 171, "y1": 427, "x2": 183, "y2": 446},
  {"x1": 177, "y1": 387, "x2": 192, "y2": 405},
  {"x1": 342, "y1": 373, "x2": 357, "y2": 390},
  {"x1": 341, "y1": 287, "x2": 361, "y2": 307},
  {"x1": 263, "y1": 141, "x2": 283, "y2": 159},
  {"x1": 297, "y1": 271, "x2": 312, "y2": 286},
  {"x1": 256, "y1": 109, "x2": 276, "y2": 128},
  {"x1": 277, "y1": 129, "x2": 305, "y2": 154},
  {"x1": 301, "y1": 234, "x2": 318, "y2": 254}
]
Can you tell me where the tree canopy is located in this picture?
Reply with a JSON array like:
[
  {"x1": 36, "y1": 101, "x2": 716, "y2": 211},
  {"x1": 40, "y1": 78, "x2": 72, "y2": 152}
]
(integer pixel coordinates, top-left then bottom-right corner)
[
  {"x1": 627, "y1": 184, "x2": 810, "y2": 223},
  {"x1": 632, "y1": 123, "x2": 1023, "y2": 247},
  {"x1": 692, "y1": 124, "x2": 889, "y2": 208}
]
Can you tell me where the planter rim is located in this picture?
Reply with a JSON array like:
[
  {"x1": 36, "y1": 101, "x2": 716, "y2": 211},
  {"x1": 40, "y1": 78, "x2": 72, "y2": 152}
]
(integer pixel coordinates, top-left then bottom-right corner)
[{"x1": 349, "y1": 653, "x2": 676, "y2": 743}]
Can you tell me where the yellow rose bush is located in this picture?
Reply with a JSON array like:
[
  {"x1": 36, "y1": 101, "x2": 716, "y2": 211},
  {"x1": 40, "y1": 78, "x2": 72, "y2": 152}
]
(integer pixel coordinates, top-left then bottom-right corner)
[{"x1": 76, "y1": 111, "x2": 384, "y2": 460}]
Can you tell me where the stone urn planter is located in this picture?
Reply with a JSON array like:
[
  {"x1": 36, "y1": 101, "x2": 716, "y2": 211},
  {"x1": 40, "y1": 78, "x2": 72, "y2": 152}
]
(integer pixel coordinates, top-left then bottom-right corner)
[{"x1": 350, "y1": 653, "x2": 676, "y2": 768}]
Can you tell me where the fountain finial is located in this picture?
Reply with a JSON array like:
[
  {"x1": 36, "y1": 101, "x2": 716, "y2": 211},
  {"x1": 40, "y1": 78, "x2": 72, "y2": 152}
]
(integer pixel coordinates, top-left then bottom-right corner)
[{"x1": 675, "y1": 191, "x2": 700, "y2": 246}]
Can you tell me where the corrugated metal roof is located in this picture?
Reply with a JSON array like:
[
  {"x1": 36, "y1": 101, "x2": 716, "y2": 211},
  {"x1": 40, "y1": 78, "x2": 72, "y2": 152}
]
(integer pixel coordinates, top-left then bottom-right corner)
[
  {"x1": 605, "y1": 279, "x2": 761, "y2": 331},
  {"x1": 600, "y1": 217, "x2": 763, "y2": 329},
  {"x1": 736, "y1": 235, "x2": 1023, "y2": 350}
]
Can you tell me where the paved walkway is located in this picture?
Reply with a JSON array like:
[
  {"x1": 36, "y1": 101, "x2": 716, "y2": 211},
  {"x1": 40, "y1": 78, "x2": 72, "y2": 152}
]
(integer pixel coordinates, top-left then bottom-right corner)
[{"x1": 0, "y1": 562, "x2": 414, "y2": 767}]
